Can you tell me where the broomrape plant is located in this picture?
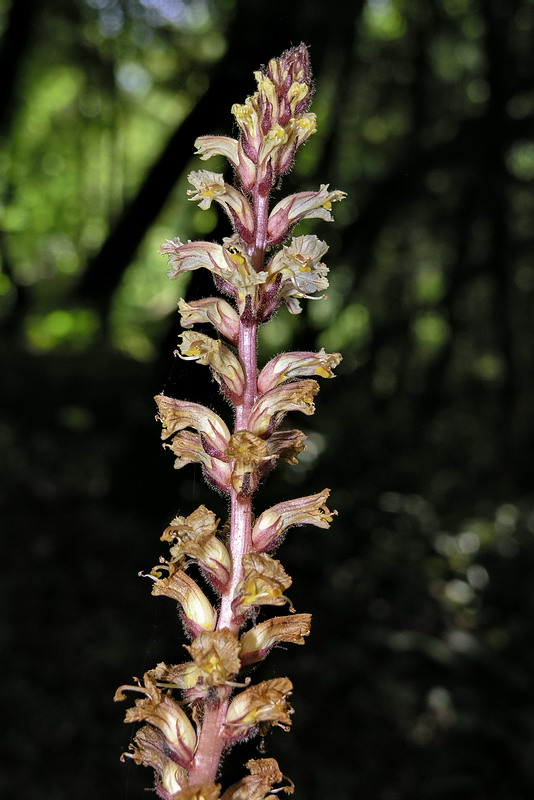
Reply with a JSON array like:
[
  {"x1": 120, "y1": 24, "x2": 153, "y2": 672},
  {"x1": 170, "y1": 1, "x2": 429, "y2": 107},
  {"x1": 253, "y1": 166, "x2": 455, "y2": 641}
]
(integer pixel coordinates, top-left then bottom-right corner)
[{"x1": 115, "y1": 44, "x2": 345, "y2": 800}]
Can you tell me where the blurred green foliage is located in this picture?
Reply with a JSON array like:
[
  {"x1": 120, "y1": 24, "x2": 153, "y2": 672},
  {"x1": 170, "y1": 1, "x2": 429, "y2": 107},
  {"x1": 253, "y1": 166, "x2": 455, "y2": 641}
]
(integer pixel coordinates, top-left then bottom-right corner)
[{"x1": 2, "y1": 0, "x2": 534, "y2": 798}]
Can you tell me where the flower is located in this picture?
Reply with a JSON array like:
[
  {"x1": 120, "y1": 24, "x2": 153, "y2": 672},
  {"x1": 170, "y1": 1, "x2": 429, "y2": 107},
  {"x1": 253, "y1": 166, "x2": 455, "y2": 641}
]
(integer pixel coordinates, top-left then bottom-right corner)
[
  {"x1": 235, "y1": 553, "x2": 292, "y2": 612},
  {"x1": 267, "y1": 186, "x2": 346, "y2": 246},
  {"x1": 149, "y1": 563, "x2": 217, "y2": 636},
  {"x1": 121, "y1": 724, "x2": 189, "y2": 800},
  {"x1": 162, "y1": 506, "x2": 231, "y2": 590},
  {"x1": 252, "y1": 489, "x2": 335, "y2": 552},
  {"x1": 160, "y1": 238, "x2": 268, "y2": 309},
  {"x1": 188, "y1": 629, "x2": 241, "y2": 686},
  {"x1": 156, "y1": 394, "x2": 230, "y2": 458},
  {"x1": 257, "y1": 348, "x2": 342, "y2": 393},
  {"x1": 154, "y1": 629, "x2": 241, "y2": 702},
  {"x1": 187, "y1": 170, "x2": 255, "y2": 242},
  {"x1": 224, "y1": 430, "x2": 272, "y2": 495},
  {"x1": 240, "y1": 614, "x2": 312, "y2": 666},
  {"x1": 267, "y1": 234, "x2": 330, "y2": 313},
  {"x1": 194, "y1": 134, "x2": 257, "y2": 191},
  {"x1": 176, "y1": 332, "x2": 244, "y2": 402},
  {"x1": 225, "y1": 678, "x2": 293, "y2": 744},
  {"x1": 178, "y1": 297, "x2": 239, "y2": 344},
  {"x1": 248, "y1": 380, "x2": 319, "y2": 437},
  {"x1": 221, "y1": 758, "x2": 294, "y2": 800},
  {"x1": 115, "y1": 672, "x2": 197, "y2": 768},
  {"x1": 164, "y1": 430, "x2": 232, "y2": 493}
]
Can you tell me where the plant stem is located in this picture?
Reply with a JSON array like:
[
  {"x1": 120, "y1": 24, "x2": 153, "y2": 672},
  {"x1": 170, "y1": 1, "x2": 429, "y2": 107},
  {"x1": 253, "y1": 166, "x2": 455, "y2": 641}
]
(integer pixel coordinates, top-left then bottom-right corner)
[{"x1": 188, "y1": 186, "x2": 269, "y2": 786}]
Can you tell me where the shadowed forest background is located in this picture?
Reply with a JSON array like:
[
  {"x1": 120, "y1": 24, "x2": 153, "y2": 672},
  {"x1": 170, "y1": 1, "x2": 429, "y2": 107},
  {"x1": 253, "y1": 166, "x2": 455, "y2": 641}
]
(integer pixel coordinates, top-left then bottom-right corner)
[{"x1": 2, "y1": 0, "x2": 534, "y2": 797}]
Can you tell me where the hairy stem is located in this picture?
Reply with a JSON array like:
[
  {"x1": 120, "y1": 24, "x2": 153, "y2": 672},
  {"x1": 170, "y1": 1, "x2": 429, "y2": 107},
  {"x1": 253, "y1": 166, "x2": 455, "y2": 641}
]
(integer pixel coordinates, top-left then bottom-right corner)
[{"x1": 188, "y1": 187, "x2": 268, "y2": 785}]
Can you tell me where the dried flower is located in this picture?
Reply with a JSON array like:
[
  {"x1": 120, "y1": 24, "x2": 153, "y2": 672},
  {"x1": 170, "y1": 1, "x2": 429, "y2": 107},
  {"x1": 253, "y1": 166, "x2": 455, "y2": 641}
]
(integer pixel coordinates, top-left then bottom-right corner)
[
  {"x1": 115, "y1": 672, "x2": 197, "y2": 768},
  {"x1": 225, "y1": 678, "x2": 293, "y2": 745}
]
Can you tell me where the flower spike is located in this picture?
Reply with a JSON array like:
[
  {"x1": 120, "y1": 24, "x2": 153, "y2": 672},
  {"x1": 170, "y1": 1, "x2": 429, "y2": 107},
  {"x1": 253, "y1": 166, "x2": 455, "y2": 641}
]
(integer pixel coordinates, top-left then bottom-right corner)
[{"x1": 117, "y1": 44, "x2": 344, "y2": 797}]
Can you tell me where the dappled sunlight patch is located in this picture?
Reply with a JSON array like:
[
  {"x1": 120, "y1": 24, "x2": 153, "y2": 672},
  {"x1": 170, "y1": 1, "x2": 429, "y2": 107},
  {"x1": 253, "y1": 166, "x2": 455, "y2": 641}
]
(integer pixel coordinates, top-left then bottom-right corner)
[{"x1": 25, "y1": 308, "x2": 100, "y2": 352}]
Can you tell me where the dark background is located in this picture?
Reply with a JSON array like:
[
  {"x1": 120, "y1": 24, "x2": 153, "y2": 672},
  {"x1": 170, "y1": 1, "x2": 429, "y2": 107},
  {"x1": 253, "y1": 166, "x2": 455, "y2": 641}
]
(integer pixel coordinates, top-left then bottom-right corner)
[{"x1": 2, "y1": 0, "x2": 534, "y2": 797}]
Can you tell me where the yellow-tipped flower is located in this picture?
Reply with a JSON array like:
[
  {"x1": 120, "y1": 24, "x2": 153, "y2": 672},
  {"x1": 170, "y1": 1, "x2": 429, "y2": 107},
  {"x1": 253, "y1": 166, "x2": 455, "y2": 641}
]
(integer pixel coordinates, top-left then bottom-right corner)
[
  {"x1": 115, "y1": 672, "x2": 197, "y2": 768},
  {"x1": 177, "y1": 332, "x2": 245, "y2": 402},
  {"x1": 121, "y1": 725, "x2": 189, "y2": 797},
  {"x1": 240, "y1": 613, "x2": 312, "y2": 665},
  {"x1": 226, "y1": 678, "x2": 294, "y2": 744},
  {"x1": 257, "y1": 348, "x2": 342, "y2": 393},
  {"x1": 221, "y1": 758, "x2": 293, "y2": 800},
  {"x1": 178, "y1": 297, "x2": 239, "y2": 344},
  {"x1": 162, "y1": 506, "x2": 231, "y2": 590},
  {"x1": 150, "y1": 564, "x2": 217, "y2": 636},
  {"x1": 252, "y1": 489, "x2": 335, "y2": 552},
  {"x1": 248, "y1": 380, "x2": 319, "y2": 436},
  {"x1": 235, "y1": 553, "x2": 293, "y2": 611}
]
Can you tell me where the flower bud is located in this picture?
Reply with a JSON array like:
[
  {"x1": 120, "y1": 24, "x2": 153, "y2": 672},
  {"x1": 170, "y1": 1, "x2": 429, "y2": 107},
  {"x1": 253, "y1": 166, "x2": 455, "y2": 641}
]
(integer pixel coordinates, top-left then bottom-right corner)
[
  {"x1": 257, "y1": 349, "x2": 342, "y2": 393},
  {"x1": 239, "y1": 613, "x2": 312, "y2": 666},
  {"x1": 252, "y1": 489, "x2": 335, "y2": 552}
]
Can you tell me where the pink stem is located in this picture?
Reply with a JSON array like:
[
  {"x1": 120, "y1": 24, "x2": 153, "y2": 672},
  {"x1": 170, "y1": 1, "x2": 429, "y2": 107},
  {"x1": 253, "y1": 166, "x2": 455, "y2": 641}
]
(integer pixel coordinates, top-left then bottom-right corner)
[{"x1": 188, "y1": 186, "x2": 268, "y2": 786}]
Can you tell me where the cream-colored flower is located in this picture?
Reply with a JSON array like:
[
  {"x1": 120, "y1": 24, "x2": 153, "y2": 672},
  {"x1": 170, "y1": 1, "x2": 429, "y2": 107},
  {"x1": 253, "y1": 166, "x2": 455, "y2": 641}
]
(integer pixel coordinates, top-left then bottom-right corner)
[
  {"x1": 115, "y1": 672, "x2": 197, "y2": 767},
  {"x1": 252, "y1": 489, "x2": 335, "y2": 552},
  {"x1": 240, "y1": 614, "x2": 312, "y2": 665},
  {"x1": 149, "y1": 563, "x2": 217, "y2": 635},
  {"x1": 248, "y1": 380, "x2": 319, "y2": 436},
  {"x1": 226, "y1": 678, "x2": 293, "y2": 742},
  {"x1": 121, "y1": 725, "x2": 189, "y2": 796},
  {"x1": 187, "y1": 170, "x2": 255, "y2": 242},
  {"x1": 177, "y1": 331, "x2": 244, "y2": 400},
  {"x1": 267, "y1": 234, "x2": 330, "y2": 313},
  {"x1": 235, "y1": 553, "x2": 292, "y2": 610},
  {"x1": 267, "y1": 185, "x2": 346, "y2": 246},
  {"x1": 257, "y1": 348, "x2": 342, "y2": 393},
  {"x1": 162, "y1": 505, "x2": 231, "y2": 590},
  {"x1": 221, "y1": 757, "x2": 293, "y2": 800},
  {"x1": 156, "y1": 394, "x2": 230, "y2": 457},
  {"x1": 178, "y1": 297, "x2": 239, "y2": 344}
]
